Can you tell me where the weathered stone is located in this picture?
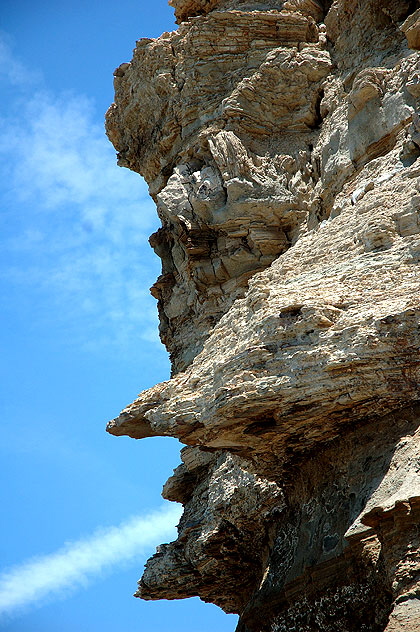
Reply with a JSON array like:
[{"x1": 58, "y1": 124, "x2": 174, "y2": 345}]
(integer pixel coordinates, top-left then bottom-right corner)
[
  {"x1": 106, "y1": 0, "x2": 420, "y2": 629},
  {"x1": 402, "y1": 8, "x2": 420, "y2": 51},
  {"x1": 140, "y1": 450, "x2": 283, "y2": 612}
]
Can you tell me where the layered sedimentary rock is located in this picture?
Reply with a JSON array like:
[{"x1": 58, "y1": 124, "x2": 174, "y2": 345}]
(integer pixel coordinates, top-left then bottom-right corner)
[{"x1": 106, "y1": 1, "x2": 420, "y2": 629}]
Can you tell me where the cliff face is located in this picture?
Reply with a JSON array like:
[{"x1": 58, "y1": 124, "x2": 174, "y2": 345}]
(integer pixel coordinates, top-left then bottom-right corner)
[{"x1": 106, "y1": 1, "x2": 420, "y2": 630}]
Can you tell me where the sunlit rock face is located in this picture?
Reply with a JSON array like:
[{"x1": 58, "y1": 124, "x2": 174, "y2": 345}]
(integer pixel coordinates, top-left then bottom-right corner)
[{"x1": 106, "y1": 0, "x2": 420, "y2": 629}]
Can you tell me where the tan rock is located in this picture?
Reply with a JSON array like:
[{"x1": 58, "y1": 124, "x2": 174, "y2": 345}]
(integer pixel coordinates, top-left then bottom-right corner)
[
  {"x1": 106, "y1": 0, "x2": 420, "y2": 629},
  {"x1": 401, "y1": 8, "x2": 420, "y2": 51}
]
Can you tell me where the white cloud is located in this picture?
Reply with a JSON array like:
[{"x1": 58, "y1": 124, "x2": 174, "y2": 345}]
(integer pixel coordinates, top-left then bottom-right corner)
[
  {"x1": 0, "y1": 32, "x2": 41, "y2": 86},
  {"x1": 6, "y1": 91, "x2": 149, "y2": 217},
  {"x1": 0, "y1": 37, "x2": 164, "y2": 355},
  {"x1": 0, "y1": 503, "x2": 182, "y2": 618}
]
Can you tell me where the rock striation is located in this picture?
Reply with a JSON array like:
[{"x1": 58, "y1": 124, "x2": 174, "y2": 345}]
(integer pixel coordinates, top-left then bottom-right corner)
[{"x1": 106, "y1": 1, "x2": 420, "y2": 629}]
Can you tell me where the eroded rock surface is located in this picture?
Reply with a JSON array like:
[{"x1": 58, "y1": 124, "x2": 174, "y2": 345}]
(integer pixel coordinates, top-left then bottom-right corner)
[{"x1": 106, "y1": 0, "x2": 420, "y2": 629}]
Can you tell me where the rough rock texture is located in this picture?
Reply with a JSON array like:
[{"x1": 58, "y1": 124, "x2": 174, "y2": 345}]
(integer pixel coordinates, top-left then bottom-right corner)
[{"x1": 106, "y1": 0, "x2": 420, "y2": 629}]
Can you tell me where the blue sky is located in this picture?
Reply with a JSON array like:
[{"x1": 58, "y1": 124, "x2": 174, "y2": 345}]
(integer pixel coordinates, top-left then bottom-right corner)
[{"x1": 0, "y1": 2, "x2": 238, "y2": 630}]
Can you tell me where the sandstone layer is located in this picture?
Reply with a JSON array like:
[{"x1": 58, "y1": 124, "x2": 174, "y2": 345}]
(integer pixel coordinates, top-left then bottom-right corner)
[{"x1": 106, "y1": 1, "x2": 420, "y2": 630}]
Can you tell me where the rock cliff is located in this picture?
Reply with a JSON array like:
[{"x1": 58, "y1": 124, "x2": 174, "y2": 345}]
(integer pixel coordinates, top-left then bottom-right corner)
[{"x1": 106, "y1": 1, "x2": 420, "y2": 629}]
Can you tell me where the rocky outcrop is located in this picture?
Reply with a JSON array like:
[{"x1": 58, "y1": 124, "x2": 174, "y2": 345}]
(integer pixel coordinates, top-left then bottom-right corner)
[{"x1": 106, "y1": 0, "x2": 420, "y2": 629}]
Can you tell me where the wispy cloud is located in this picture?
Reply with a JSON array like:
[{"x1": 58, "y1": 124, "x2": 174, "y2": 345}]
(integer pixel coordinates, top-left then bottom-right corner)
[
  {"x1": 0, "y1": 37, "x2": 163, "y2": 353},
  {"x1": 0, "y1": 32, "x2": 41, "y2": 86},
  {"x1": 0, "y1": 504, "x2": 181, "y2": 618}
]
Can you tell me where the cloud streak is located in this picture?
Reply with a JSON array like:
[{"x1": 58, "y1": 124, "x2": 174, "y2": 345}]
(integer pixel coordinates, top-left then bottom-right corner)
[{"x1": 0, "y1": 504, "x2": 181, "y2": 618}]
